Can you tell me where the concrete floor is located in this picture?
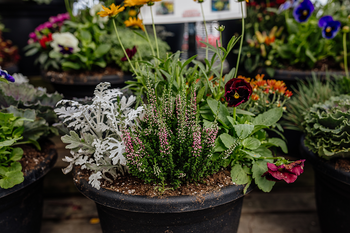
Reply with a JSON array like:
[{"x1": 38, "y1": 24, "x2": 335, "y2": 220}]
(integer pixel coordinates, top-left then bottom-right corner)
[{"x1": 39, "y1": 137, "x2": 321, "y2": 233}]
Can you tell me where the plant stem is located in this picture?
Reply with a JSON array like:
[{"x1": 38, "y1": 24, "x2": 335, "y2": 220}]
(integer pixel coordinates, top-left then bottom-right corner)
[
  {"x1": 233, "y1": 107, "x2": 237, "y2": 121},
  {"x1": 200, "y1": 3, "x2": 209, "y2": 60},
  {"x1": 343, "y1": 32, "x2": 349, "y2": 79},
  {"x1": 139, "y1": 11, "x2": 156, "y2": 58},
  {"x1": 64, "y1": 0, "x2": 74, "y2": 20},
  {"x1": 218, "y1": 30, "x2": 224, "y2": 94},
  {"x1": 112, "y1": 19, "x2": 137, "y2": 75},
  {"x1": 150, "y1": 5, "x2": 160, "y2": 59},
  {"x1": 234, "y1": 2, "x2": 245, "y2": 79}
]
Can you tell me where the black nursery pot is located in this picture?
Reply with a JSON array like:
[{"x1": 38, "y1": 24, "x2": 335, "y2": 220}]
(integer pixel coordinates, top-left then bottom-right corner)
[
  {"x1": 0, "y1": 142, "x2": 57, "y2": 233},
  {"x1": 301, "y1": 136, "x2": 350, "y2": 233},
  {"x1": 42, "y1": 71, "x2": 134, "y2": 99},
  {"x1": 74, "y1": 170, "x2": 254, "y2": 233}
]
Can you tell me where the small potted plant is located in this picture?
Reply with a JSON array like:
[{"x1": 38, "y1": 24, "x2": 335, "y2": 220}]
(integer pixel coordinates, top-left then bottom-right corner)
[
  {"x1": 55, "y1": 1, "x2": 306, "y2": 232},
  {"x1": 300, "y1": 94, "x2": 350, "y2": 233},
  {"x1": 24, "y1": 1, "x2": 169, "y2": 99},
  {"x1": 0, "y1": 69, "x2": 62, "y2": 233},
  {"x1": 240, "y1": 0, "x2": 349, "y2": 83}
]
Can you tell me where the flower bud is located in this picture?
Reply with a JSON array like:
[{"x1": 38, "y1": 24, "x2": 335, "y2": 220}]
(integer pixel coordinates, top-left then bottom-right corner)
[
  {"x1": 343, "y1": 26, "x2": 350, "y2": 33},
  {"x1": 216, "y1": 25, "x2": 225, "y2": 32},
  {"x1": 265, "y1": 60, "x2": 272, "y2": 66}
]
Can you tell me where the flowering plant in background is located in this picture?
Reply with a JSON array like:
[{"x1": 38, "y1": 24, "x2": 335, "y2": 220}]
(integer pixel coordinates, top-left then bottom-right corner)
[
  {"x1": 24, "y1": 1, "x2": 168, "y2": 72},
  {"x1": 239, "y1": 0, "x2": 350, "y2": 76},
  {"x1": 58, "y1": 0, "x2": 304, "y2": 194},
  {"x1": 0, "y1": 68, "x2": 14, "y2": 83}
]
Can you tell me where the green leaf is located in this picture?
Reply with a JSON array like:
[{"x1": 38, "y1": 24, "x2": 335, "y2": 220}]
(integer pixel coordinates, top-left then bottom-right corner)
[
  {"x1": 242, "y1": 137, "x2": 261, "y2": 150},
  {"x1": 252, "y1": 160, "x2": 275, "y2": 192},
  {"x1": 0, "y1": 138, "x2": 17, "y2": 147},
  {"x1": 0, "y1": 170, "x2": 24, "y2": 189},
  {"x1": 49, "y1": 50, "x2": 62, "y2": 59},
  {"x1": 214, "y1": 138, "x2": 227, "y2": 152},
  {"x1": 232, "y1": 124, "x2": 254, "y2": 139},
  {"x1": 236, "y1": 109, "x2": 255, "y2": 116},
  {"x1": 242, "y1": 149, "x2": 261, "y2": 158},
  {"x1": 207, "y1": 98, "x2": 230, "y2": 128},
  {"x1": 80, "y1": 30, "x2": 92, "y2": 42},
  {"x1": 25, "y1": 47, "x2": 39, "y2": 56},
  {"x1": 9, "y1": 147, "x2": 23, "y2": 162},
  {"x1": 231, "y1": 164, "x2": 250, "y2": 185},
  {"x1": 196, "y1": 86, "x2": 206, "y2": 104},
  {"x1": 62, "y1": 62, "x2": 81, "y2": 70},
  {"x1": 253, "y1": 108, "x2": 283, "y2": 126},
  {"x1": 268, "y1": 138, "x2": 288, "y2": 154},
  {"x1": 252, "y1": 146, "x2": 272, "y2": 157},
  {"x1": 219, "y1": 133, "x2": 237, "y2": 149},
  {"x1": 93, "y1": 44, "x2": 111, "y2": 58}
]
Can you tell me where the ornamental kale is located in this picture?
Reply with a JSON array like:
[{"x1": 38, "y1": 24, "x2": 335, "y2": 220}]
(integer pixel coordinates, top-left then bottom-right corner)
[
  {"x1": 303, "y1": 95, "x2": 350, "y2": 159},
  {"x1": 123, "y1": 83, "x2": 221, "y2": 189},
  {"x1": 0, "y1": 82, "x2": 62, "y2": 149},
  {"x1": 0, "y1": 112, "x2": 33, "y2": 189},
  {"x1": 55, "y1": 82, "x2": 144, "y2": 190}
]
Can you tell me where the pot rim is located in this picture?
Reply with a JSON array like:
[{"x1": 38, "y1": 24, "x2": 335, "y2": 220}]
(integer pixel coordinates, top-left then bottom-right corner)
[
  {"x1": 300, "y1": 135, "x2": 350, "y2": 184},
  {"x1": 0, "y1": 140, "x2": 57, "y2": 198},
  {"x1": 73, "y1": 168, "x2": 254, "y2": 214}
]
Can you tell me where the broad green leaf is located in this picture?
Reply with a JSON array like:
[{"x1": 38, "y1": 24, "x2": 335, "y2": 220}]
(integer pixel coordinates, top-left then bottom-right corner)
[
  {"x1": 219, "y1": 133, "x2": 238, "y2": 149},
  {"x1": 231, "y1": 164, "x2": 250, "y2": 185},
  {"x1": 196, "y1": 86, "x2": 206, "y2": 104},
  {"x1": 62, "y1": 62, "x2": 80, "y2": 70},
  {"x1": 232, "y1": 124, "x2": 254, "y2": 139},
  {"x1": 207, "y1": 98, "x2": 230, "y2": 128},
  {"x1": 0, "y1": 138, "x2": 17, "y2": 147},
  {"x1": 242, "y1": 137, "x2": 261, "y2": 150},
  {"x1": 268, "y1": 138, "x2": 288, "y2": 154},
  {"x1": 214, "y1": 138, "x2": 226, "y2": 152},
  {"x1": 253, "y1": 108, "x2": 283, "y2": 126},
  {"x1": 252, "y1": 160, "x2": 275, "y2": 192},
  {"x1": 93, "y1": 44, "x2": 111, "y2": 58},
  {"x1": 80, "y1": 30, "x2": 92, "y2": 42},
  {"x1": 252, "y1": 146, "x2": 272, "y2": 158},
  {"x1": 9, "y1": 147, "x2": 23, "y2": 162},
  {"x1": 0, "y1": 170, "x2": 24, "y2": 189},
  {"x1": 49, "y1": 50, "x2": 62, "y2": 59},
  {"x1": 242, "y1": 149, "x2": 261, "y2": 158}
]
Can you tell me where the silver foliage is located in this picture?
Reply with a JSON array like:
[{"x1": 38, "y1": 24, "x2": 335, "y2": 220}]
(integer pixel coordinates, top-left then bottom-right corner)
[{"x1": 55, "y1": 82, "x2": 144, "y2": 189}]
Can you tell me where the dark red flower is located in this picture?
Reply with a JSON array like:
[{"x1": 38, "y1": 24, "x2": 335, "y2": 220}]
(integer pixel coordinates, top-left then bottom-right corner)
[
  {"x1": 262, "y1": 159, "x2": 305, "y2": 183},
  {"x1": 224, "y1": 78, "x2": 252, "y2": 107},
  {"x1": 121, "y1": 46, "x2": 137, "y2": 61},
  {"x1": 39, "y1": 33, "x2": 53, "y2": 49}
]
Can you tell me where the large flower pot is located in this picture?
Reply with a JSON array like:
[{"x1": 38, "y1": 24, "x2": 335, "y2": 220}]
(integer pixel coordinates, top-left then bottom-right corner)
[
  {"x1": 0, "y1": 141, "x2": 57, "y2": 233},
  {"x1": 73, "y1": 168, "x2": 254, "y2": 233},
  {"x1": 42, "y1": 70, "x2": 134, "y2": 99},
  {"x1": 301, "y1": 136, "x2": 350, "y2": 233}
]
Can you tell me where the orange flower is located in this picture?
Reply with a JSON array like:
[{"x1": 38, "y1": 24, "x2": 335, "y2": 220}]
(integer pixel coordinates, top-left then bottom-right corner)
[
  {"x1": 273, "y1": 81, "x2": 286, "y2": 92},
  {"x1": 285, "y1": 90, "x2": 293, "y2": 98},
  {"x1": 124, "y1": 17, "x2": 145, "y2": 31},
  {"x1": 208, "y1": 75, "x2": 214, "y2": 81},
  {"x1": 267, "y1": 79, "x2": 276, "y2": 89},
  {"x1": 263, "y1": 88, "x2": 270, "y2": 94},
  {"x1": 124, "y1": 0, "x2": 148, "y2": 7},
  {"x1": 255, "y1": 74, "x2": 265, "y2": 81},
  {"x1": 251, "y1": 94, "x2": 260, "y2": 101},
  {"x1": 97, "y1": 4, "x2": 125, "y2": 17},
  {"x1": 238, "y1": 75, "x2": 251, "y2": 83}
]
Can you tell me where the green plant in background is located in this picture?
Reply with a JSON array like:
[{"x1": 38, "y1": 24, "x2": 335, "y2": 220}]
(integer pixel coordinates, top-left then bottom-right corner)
[
  {"x1": 0, "y1": 82, "x2": 62, "y2": 150},
  {"x1": 239, "y1": 0, "x2": 350, "y2": 76},
  {"x1": 0, "y1": 112, "x2": 33, "y2": 189},
  {"x1": 282, "y1": 74, "x2": 338, "y2": 132},
  {"x1": 303, "y1": 95, "x2": 350, "y2": 159},
  {"x1": 24, "y1": 1, "x2": 168, "y2": 72}
]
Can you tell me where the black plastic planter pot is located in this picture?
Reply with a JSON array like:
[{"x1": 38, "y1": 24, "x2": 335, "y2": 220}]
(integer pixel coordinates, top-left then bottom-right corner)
[
  {"x1": 73, "y1": 170, "x2": 254, "y2": 233},
  {"x1": 0, "y1": 142, "x2": 57, "y2": 233},
  {"x1": 42, "y1": 71, "x2": 135, "y2": 99},
  {"x1": 301, "y1": 136, "x2": 350, "y2": 233}
]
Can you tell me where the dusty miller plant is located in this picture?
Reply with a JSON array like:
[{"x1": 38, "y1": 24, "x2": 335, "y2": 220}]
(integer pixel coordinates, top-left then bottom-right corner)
[{"x1": 54, "y1": 82, "x2": 144, "y2": 189}]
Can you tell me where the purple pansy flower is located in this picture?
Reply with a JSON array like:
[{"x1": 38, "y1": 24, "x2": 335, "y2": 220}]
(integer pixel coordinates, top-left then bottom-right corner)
[
  {"x1": 0, "y1": 69, "x2": 15, "y2": 82},
  {"x1": 224, "y1": 78, "x2": 253, "y2": 107},
  {"x1": 278, "y1": 0, "x2": 298, "y2": 13},
  {"x1": 262, "y1": 159, "x2": 305, "y2": 183},
  {"x1": 318, "y1": 16, "x2": 341, "y2": 39},
  {"x1": 58, "y1": 44, "x2": 74, "y2": 55},
  {"x1": 293, "y1": 0, "x2": 314, "y2": 23},
  {"x1": 121, "y1": 46, "x2": 137, "y2": 61}
]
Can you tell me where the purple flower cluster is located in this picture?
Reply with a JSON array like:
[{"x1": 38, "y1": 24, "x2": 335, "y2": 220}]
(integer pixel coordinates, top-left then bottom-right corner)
[
  {"x1": 49, "y1": 13, "x2": 70, "y2": 24},
  {"x1": 318, "y1": 16, "x2": 341, "y2": 39}
]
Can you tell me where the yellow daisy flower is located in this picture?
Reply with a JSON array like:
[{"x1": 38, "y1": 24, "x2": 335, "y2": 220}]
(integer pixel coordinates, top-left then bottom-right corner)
[
  {"x1": 124, "y1": 0, "x2": 148, "y2": 7},
  {"x1": 124, "y1": 17, "x2": 145, "y2": 31},
  {"x1": 129, "y1": 9, "x2": 138, "y2": 17},
  {"x1": 97, "y1": 3, "x2": 125, "y2": 18}
]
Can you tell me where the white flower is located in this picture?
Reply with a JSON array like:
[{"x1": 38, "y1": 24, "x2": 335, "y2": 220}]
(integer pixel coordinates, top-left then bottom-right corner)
[
  {"x1": 51, "y1": 32, "x2": 80, "y2": 54},
  {"x1": 90, "y1": 3, "x2": 109, "y2": 28},
  {"x1": 89, "y1": 171, "x2": 102, "y2": 190}
]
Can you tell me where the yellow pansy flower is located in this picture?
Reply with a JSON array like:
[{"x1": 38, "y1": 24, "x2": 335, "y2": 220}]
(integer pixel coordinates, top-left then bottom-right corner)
[
  {"x1": 97, "y1": 3, "x2": 125, "y2": 18},
  {"x1": 124, "y1": 17, "x2": 145, "y2": 31},
  {"x1": 129, "y1": 9, "x2": 138, "y2": 17}
]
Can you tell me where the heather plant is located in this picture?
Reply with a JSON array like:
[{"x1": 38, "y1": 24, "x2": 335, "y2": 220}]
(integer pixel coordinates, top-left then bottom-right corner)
[
  {"x1": 55, "y1": 82, "x2": 144, "y2": 189},
  {"x1": 123, "y1": 81, "x2": 221, "y2": 189}
]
